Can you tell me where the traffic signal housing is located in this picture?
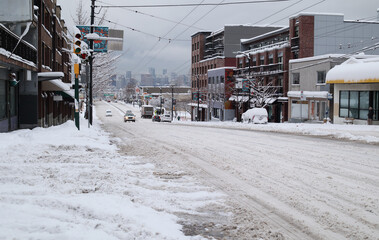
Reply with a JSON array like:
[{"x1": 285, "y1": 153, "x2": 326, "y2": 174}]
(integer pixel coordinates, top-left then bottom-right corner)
[{"x1": 73, "y1": 28, "x2": 82, "y2": 55}]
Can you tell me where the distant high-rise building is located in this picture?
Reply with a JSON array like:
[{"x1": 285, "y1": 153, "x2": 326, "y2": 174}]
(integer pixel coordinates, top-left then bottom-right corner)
[
  {"x1": 148, "y1": 67, "x2": 156, "y2": 77},
  {"x1": 163, "y1": 69, "x2": 167, "y2": 75},
  {"x1": 126, "y1": 71, "x2": 132, "y2": 79}
]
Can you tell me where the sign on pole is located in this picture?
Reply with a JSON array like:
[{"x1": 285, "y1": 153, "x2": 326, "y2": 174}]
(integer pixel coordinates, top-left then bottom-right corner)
[{"x1": 77, "y1": 26, "x2": 109, "y2": 52}]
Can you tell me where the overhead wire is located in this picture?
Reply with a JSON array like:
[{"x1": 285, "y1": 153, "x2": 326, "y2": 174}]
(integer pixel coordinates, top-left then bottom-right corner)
[
  {"x1": 96, "y1": 0, "x2": 204, "y2": 31},
  {"x1": 97, "y1": 0, "x2": 290, "y2": 8},
  {"x1": 135, "y1": 0, "x2": 228, "y2": 74},
  {"x1": 132, "y1": 0, "x2": 207, "y2": 71}
]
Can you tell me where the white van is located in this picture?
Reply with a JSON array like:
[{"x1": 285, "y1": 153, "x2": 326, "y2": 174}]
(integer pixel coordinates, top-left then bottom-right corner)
[{"x1": 242, "y1": 108, "x2": 268, "y2": 124}]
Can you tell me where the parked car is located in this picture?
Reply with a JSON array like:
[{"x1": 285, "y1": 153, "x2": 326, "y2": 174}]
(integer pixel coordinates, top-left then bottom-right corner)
[
  {"x1": 124, "y1": 112, "x2": 136, "y2": 122},
  {"x1": 161, "y1": 113, "x2": 172, "y2": 122},
  {"x1": 242, "y1": 108, "x2": 268, "y2": 124},
  {"x1": 105, "y1": 109, "x2": 112, "y2": 117},
  {"x1": 152, "y1": 115, "x2": 161, "y2": 122}
]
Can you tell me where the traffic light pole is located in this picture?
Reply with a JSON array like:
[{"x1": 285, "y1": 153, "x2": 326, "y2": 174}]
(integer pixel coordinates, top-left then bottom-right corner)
[
  {"x1": 89, "y1": 0, "x2": 95, "y2": 126},
  {"x1": 74, "y1": 64, "x2": 80, "y2": 130}
]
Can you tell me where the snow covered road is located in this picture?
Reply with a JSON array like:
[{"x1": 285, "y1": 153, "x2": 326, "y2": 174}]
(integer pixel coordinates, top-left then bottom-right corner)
[{"x1": 99, "y1": 101, "x2": 379, "y2": 239}]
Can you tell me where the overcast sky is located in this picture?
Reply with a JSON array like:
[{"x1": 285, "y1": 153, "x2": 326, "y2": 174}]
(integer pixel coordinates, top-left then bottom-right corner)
[{"x1": 58, "y1": 0, "x2": 379, "y2": 78}]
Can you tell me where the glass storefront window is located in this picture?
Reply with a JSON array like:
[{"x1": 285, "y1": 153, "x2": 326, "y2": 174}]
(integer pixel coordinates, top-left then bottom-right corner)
[
  {"x1": 349, "y1": 91, "x2": 358, "y2": 108},
  {"x1": 340, "y1": 91, "x2": 348, "y2": 108},
  {"x1": 359, "y1": 91, "x2": 369, "y2": 109}
]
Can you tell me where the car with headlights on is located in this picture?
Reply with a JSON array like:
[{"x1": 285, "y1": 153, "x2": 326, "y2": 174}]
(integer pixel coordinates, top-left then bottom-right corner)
[{"x1": 124, "y1": 112, "x2": 136, "y2": 122}]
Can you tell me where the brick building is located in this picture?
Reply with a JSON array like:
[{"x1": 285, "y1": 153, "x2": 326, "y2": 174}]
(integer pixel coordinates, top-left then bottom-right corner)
[
  {"x1": 35, "y1": 0, "x2": 73, "y2": 128},
  {"x1": 191, "y1": 25, "x2": 281, "y2": 121},
  {"x1": 236, "y1": 27, "x2": 291, "y2": 122}
]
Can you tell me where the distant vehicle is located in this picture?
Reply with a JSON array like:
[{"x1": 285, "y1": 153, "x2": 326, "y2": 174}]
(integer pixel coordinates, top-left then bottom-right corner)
[
  {"x1": 242, "y1": 108, "x2": 268, "y2": 124},
  {"x1": 105, "y1": 109, "x2": 112, "y2": 117},
  {"x1": 124, "y1": 112, "x2": 136, "y2": 122},
  {"x1": 141, "y1": 105, "x2": 154, "y2": 118},
  {"x1": 161, "y1": 113, "x2": 172, "y2": 122},
  {"x1": 152, "y1": 115, "x2": 161, "y2": 122}
]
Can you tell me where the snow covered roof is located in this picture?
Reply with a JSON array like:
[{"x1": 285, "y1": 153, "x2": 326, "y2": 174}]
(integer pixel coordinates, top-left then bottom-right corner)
[
  {"x1": 290, "y1": 12, "x2": 344, "y2": 20},
  {"x1": 289, "y1": 54, "x2": 345, "y2": 64},
  {"x1": 241, "y1": 27, "x2": 289, "y2": 45},
  {"x1": 287, "y1": 91, "x2": 329, "y2": 99},
  {"x1": 41, "y1": 79, "x2": 71, "y2": 91},
  {"x1": 326, "y1": 57, "x2": 379, "y2": 84}
]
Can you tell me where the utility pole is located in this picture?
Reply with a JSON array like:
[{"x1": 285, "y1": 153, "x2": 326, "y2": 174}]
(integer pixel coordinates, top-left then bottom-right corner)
[
  {"x1": 197, "y1": 75, "x2": 200, "y2": 121},
  {"x1": 159, "y1": 87, "x2": 162, "y2": 115},
  {"x1": 89, "y1": 0, "x2": 95, "y2": 126},
  {"x1": 171, "y1": 85, "x2": 174, "y2": 122}
]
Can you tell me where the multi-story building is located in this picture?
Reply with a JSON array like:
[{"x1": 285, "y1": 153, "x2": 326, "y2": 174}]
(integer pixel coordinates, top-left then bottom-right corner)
[
  {"x1": 233, "y1": 11, "x2": 379, "y2": 123},
  {"x1": 289, "y1": 12, "x2": 379, "y2": 60},
  {"x1": 235, "y1": 27, "x2": 291, "y2": 122},
  {"x1": 191, "y1": 25, "x2": 281, "y2": 121},
  {"x1": 35, "y1": 0, "x2": 73, "y2": 127},
  {"x1": 0, "y1": 4, "x2": 38, "y2": 132}
]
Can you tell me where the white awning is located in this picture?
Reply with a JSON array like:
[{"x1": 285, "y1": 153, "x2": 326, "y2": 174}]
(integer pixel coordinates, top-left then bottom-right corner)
[
  {"x1": 287, "y1": 91, "x2": 329, "y2": 99},
  {"x1": 38, "y1": 71, "x2": 65, "y2": 81},
  {"x1": 41, "y1": 79, "x2": 70, "y2": 91},
  {"x1": 229, "y1": 95, "x2": 249, "y2": 102},
  {"x1": 187, "y1": 103, "x2": 208, "y2": 108},
  {"x1": 265, "y1": 98, "x2": 277, "y2": 104}
]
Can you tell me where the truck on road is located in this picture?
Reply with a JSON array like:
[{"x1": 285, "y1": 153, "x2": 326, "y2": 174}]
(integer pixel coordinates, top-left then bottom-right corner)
[{"x1": 141, "y1": 105, "x2": 154, "y2": 118}]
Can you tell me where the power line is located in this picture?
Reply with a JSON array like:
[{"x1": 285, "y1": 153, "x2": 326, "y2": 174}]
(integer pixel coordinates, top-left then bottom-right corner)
[
  {"x1": 132, "y1": 0, "x2": 206, "y2": 70},
  {"x1": 94, "y1": 16, "x2": 190, "y2": 42},
  {"x1": 96, "y1": 0, "x2": 204, "y2": 31},
  {"x1": 97, "y1": 0, "x2": 290, "y2": 8},
  {"x1": 135, "y1": 0, "x2": 228, "y2": 73},
  {"x1": 252, "y1": 0, "x2": 304, "y2": 25},
  {"x1": 269, "y1": 0, "x2": 326, "y2": 25}
]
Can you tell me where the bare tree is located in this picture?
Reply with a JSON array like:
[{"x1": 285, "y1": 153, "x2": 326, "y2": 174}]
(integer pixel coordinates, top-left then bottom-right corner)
[{"x1": 249, "y1": 78, "x2": 278, "y2": 108}]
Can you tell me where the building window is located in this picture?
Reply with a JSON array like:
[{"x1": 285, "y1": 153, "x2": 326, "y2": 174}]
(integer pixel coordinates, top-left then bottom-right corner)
[
  {"x1": 269, "y1": 54, "x2": 274, "y2": 64},
  {"x1": 294, "y1": 25, "x2": 299, "y2": 37},
  {"x1": 317, "y1": 71, "x2": 326, "y2": 84},
  {"x1": 260, "y1": 55, "x2": 265, "y2": 65},
  {"x1": 292, "y1": 72, "x2": 300, "y2": 85},
  {"x1": 339, "y1": 91, "x2": 378, "y2": 120},
  {"x1": 252, "y1": 57, "x2": 256, "y2": 66}
]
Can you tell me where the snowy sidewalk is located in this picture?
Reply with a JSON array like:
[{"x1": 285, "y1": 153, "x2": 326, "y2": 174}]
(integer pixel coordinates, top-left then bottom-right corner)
[
  {"x1": 173, "y1": 120, "x2": 379, "y2": 144},
  {"x1": 0, "y1": 118, "x2": 222, "y2": 239}
]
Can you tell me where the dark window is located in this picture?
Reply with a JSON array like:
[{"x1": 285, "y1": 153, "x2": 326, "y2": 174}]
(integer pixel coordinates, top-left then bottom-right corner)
[
  {"x1": 317, "y1": 71, "x2": 326, "y2": 84},
  {"x1": 0, "y1": 80, "x2": 6, "y2": 119},
  {"x1": 292, "y1": 73, "x2": 300, "y2": 85}
]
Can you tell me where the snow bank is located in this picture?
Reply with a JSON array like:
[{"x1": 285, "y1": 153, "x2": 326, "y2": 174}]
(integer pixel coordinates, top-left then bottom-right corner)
[{"x1": 0, "y1": 116, "x2": 222, "y2": 239}]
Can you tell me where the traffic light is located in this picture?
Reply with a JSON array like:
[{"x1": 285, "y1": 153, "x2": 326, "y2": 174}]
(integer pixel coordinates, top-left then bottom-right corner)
[{"x1": 73, "y1": 28, "x2": 82, "y2": 55}]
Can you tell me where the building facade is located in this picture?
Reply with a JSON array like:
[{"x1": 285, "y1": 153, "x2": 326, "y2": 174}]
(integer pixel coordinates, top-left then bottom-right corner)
[
  {"x1": 35, "y1": 0, "x2": 73, "y2": 128},
  {"x1": 191, "y1": 25, "x2": 281, "y2": 121}
]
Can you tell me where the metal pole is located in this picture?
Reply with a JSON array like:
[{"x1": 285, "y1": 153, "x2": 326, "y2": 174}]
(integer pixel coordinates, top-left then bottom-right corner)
[
  {"x1": 197, "y1": 75, "x2": 200, "y2": 121},
  {"x1": 160, "y1": 87, "x2": 162, "y2": 115},
  {"x1": 75, "y1": 75, "x2": 80, "y2": 130},
  {"x1": 171, "y1": 85, "x2": 174, "y2": 122},
  {"x1": 89, "y1": 0, "x2": 95, "y2": 126}
]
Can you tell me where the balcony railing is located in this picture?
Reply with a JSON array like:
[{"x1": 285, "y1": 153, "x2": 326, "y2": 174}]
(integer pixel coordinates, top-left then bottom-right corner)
[{"x1": 0, "y1": 25, "x2": 37, "y2": 65}]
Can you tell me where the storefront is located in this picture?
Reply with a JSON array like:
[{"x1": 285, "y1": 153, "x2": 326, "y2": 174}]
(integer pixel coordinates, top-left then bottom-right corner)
[
  {"x1": 288, "y1": 91, "x2": 330, "y2": 122},
  {"x1": 326, "y1": 57, "x2": 379, "y2": 125}
]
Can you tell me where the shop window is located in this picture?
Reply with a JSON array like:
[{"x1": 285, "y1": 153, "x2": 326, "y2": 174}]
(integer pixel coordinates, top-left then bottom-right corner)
[
  {"x1": 0, "y1": 80, "x2": 6, "y2": 119},
  {"x1": 292, "y1": 73, "x2": 300, "y2": 85},
  {"x1": 317, "y1": 71, "x2": 326, "y2": 84},
  {"x1": 339, "y1": 91, "x2": 372, "y2": 119}
]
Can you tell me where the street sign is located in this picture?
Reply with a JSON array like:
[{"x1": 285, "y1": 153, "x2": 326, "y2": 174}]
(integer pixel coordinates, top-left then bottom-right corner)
[{"x1": 77, "y1": 26, "x2": 109, "y2": 52}]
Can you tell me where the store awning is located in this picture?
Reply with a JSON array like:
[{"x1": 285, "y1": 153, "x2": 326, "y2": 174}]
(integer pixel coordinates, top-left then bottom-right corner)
[
  {"x1": 38, "y1": 71, "x2": 65, "y2": 81},
  {"x1": 287, "y1": 91, "x2": 329, "y2": 99},
  {"x1": 61, "y1": 89, "x2": 75, "y2": 99},
  {"x1": 41, "y1": 79, "x2": 70, "y2": 91},
  {"x1": 326, "y1": 57, "x2": 379, "y2": 84},
  {"x1": 187, "y1": 103, "x2": 208, "y2": 108},
  {"x1": 229, "y1": 95, "x2": 249, "y2": 102}
]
